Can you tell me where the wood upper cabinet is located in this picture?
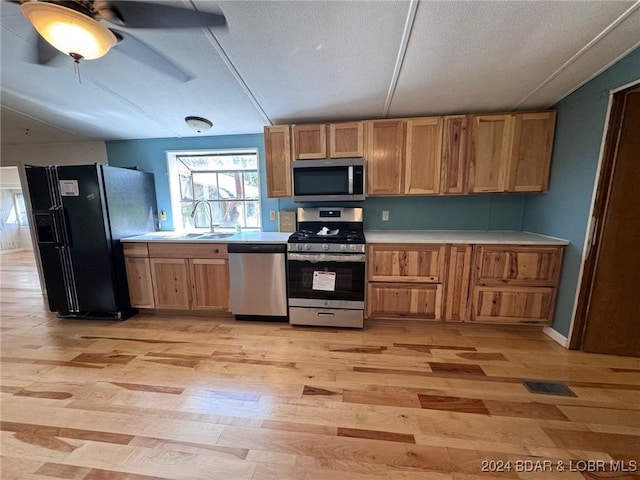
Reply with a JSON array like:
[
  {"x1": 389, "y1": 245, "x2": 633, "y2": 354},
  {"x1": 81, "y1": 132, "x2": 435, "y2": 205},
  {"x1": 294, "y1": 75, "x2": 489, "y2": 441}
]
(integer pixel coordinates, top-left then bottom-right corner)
[
  {"x1": 468, "y1": 114, "x2": 515, "y2": 193},
  {"x1": 404, "y1": 117, "x2": 443, "y2": 195},
  {"x1": 123, "y1": 243, "x2": 154, "y2": 308},
  {"x1": 329, "y1": 122, "x2": 364, "y2": 158},
  {"x1": 366, "y1": 119, "x2": 404, "y2": 195},
  {"x1": 264, "y1": 125, "x2": 291, "y2": 198},
  {"x1": 508, "y1": 112, "x2": 556, "y2": 192},
  {"x1": 292, "y1": 124, "x2": 327, "y2": 159},
  {"x1": 468, "y1": 112, "x2": 555, "y2": 193},
  {"x1": 441, "y1": 115, "x2": 468, "y2": 194}
]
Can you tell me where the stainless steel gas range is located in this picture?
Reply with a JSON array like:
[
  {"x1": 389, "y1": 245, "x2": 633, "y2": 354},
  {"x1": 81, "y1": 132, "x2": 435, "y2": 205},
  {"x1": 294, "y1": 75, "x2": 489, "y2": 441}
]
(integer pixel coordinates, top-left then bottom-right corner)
[{"x1": 287, "y1": 207, "x2": 365, "y2": 328}]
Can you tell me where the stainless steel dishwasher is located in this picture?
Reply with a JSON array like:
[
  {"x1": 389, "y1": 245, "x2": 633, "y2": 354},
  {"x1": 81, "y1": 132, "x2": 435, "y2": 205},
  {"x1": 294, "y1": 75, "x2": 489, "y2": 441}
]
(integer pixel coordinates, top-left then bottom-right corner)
[{"x1": 228, "y1": 243, "x2": 288, "y2": 321}]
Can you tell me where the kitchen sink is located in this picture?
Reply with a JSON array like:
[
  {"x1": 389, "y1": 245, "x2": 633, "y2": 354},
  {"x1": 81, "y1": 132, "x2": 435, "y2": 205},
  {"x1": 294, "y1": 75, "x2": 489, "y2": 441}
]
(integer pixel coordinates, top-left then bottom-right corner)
[{"x1": 196, "y1": 233, "x2": 234, "y2": 239}]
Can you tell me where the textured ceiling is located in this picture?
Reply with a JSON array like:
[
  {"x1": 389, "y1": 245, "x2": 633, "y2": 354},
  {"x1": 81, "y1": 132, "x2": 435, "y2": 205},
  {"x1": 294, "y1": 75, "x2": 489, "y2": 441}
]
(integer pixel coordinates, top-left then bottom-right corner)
[{"x1": 1, "y1": 0, "x2": 639, "y2": 145}]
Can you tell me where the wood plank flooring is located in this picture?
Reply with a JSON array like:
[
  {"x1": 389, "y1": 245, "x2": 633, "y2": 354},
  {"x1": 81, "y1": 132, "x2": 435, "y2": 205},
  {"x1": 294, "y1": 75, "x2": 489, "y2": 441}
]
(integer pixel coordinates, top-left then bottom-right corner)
[{"x1": 1, "y1": 250, "x2": 639, "y2": 479}]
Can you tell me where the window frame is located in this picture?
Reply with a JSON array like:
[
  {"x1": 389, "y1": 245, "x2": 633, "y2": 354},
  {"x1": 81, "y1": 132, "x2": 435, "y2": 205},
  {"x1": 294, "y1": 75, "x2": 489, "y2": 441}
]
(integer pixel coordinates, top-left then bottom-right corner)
[{"x1": 166, "y1": 148, "x2": 261, "y2": 232}]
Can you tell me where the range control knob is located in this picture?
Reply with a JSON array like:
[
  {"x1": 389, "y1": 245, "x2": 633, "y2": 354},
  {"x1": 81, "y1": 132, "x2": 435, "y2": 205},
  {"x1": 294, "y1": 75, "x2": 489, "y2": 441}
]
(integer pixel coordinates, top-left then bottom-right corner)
[
  {"x1": 304, "y1": 244, "x2": 311, "y2": 251},
  {"x1": 340, "y1": 245, "x2": 347, "y2": 251},
  {"x1": 350, "y1": 244, "x2": 357, "y2": 251},
  {"x1": 322, "y1": 244, "x2": 329, "y2": 251}
]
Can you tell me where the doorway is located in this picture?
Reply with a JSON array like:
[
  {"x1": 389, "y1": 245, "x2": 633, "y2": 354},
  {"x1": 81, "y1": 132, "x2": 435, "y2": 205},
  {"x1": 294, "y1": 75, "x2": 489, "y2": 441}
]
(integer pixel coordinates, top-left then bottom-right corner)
[
  {"x1": 571, "y1": 85, "x2": 640, "y2": 356},
  {"x1": 0, "y1": 166, "x2": 34, "y2": 253}
]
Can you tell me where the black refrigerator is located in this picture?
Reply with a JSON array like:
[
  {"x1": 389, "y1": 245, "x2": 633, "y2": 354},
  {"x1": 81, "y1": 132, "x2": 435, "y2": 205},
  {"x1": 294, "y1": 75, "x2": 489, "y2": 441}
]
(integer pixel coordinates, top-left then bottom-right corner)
[{"x1": 25, "y1": 164, "x2": 157, "y2": 320}]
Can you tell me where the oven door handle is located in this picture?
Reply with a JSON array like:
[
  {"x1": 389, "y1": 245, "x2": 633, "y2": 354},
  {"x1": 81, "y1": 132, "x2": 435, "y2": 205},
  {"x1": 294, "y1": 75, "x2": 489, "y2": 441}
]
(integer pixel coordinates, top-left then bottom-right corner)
[
  {"x1": 348, "y1": 165, "x2": 353, "y2": 194},
  {"x1": 287, "y1": 253, "x2": 366, "y2": 263}
]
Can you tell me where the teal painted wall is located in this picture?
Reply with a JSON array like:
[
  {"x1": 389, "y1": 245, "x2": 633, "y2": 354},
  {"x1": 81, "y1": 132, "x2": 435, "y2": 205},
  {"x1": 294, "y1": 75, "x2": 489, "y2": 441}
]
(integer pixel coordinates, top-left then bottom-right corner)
[
  {"x1": 106, "y1": 134, "x2": 281, "y2": 231},
  {"x1": 107, "y1": 135, "x2": 528, "y2": 232},
  {"x1": 522, "y1": 47, "x2": 640, "y2": 337}
]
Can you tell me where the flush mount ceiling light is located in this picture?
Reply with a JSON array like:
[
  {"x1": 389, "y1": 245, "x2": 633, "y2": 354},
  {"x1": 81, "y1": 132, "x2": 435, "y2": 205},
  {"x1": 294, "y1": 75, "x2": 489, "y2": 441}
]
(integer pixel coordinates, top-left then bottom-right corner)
[
  {"x1": 185, "y1": 116, "x2": 213, "y2": 133},
  {"x1": 21, "y1": 2, "x2": 117, "y2": 62}
]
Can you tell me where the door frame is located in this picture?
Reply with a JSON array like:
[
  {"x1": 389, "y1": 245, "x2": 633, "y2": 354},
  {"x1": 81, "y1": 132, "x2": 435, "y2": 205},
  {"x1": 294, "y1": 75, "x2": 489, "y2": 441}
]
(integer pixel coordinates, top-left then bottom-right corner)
[{"x1": 568, "y1": 79, "x2": 640, "y2": 350}]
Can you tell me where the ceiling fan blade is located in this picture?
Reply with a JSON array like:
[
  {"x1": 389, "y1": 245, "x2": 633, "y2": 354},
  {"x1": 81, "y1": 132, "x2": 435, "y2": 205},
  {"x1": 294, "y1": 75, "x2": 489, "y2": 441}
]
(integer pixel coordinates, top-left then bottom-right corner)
[
  {"x1": 96, "y1": 1, "x2": 226, "y2": 28},
  {"x1": 110, "y1": 29, "x2": 194, "y2": 82}
]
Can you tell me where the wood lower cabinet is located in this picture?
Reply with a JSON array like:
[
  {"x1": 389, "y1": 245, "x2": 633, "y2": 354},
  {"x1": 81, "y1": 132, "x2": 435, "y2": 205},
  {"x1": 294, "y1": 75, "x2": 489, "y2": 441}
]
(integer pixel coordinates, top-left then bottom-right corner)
[
  {"x1": 150, "y1": 258, "x2": 191, "y2": 310},
  {"x1": 367, "y1": 244, "x2": 446, "y2": 320},
  {"x1": 470, "y1": 286, "x2": 555, "y2": 324},
  {"x1": 368, "y1": 283, "x2": 442, "y2": 320},
  {"x1": 189, "y1": 258, "x2": 229, "y2": 311},
  {"x1": 367, "y1": 242, "x2": 565, "y2": 326},
  {"x1": 125, "y1": 242, "x2": 230, "y2": 313},
  {"x1": 123, "y1": 243, "x2": 155, "y2": 308},
  {"x1": 469, "y1": 244, "x2": 564, "y2": 325},
  {"x1": 444, "y1": 245, "x2": 472, "y2": 321}
]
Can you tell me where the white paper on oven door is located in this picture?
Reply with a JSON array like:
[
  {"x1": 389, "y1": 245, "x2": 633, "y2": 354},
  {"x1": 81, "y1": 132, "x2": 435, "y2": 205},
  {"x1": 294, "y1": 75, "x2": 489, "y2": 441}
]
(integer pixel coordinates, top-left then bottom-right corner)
[{"x1": 312, "y1": 271, "x2": 336, "y2": 291}]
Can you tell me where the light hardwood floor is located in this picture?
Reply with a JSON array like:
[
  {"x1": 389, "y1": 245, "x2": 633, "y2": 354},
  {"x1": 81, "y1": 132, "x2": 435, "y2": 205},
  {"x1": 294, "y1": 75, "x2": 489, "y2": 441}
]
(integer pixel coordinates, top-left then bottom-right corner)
[{"x1": 1, "y1": 250, "x2": 638, "y2": 479}]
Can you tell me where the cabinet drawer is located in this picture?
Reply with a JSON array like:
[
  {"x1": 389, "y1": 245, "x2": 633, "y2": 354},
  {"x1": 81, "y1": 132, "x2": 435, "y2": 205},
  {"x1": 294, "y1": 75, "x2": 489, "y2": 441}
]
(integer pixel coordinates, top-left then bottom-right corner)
[
  {"x1": 148, "y1": 243, "x2": 227, "y2": 259},
  {"x1": 470, "y1": 286, "x2": 555, "y2": 324},
  {"x1": 123, "y1": 242, "x2": 149, "y2": 257},
  {"x1": 368, "y1": 244, "x2": 447, "y2": 283},
  {"x1": 474, "y1": 245, "x2": 563, "y2": 286},
  {"x1": 367, "y1": 283, "x2": 442, "y2": 320}
]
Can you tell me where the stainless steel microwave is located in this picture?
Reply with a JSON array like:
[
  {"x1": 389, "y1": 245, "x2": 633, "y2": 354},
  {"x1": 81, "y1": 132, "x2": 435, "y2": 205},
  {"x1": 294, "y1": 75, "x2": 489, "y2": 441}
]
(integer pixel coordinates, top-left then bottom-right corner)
[{"x1": 292, "y1": 158, "x2": 365, "y2": 202}]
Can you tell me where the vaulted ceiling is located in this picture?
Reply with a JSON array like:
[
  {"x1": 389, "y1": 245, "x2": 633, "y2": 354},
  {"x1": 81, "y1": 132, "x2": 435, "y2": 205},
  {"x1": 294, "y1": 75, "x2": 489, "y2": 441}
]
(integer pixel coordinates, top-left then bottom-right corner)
[{"x1": 1, "y1": 0, "x2": 639, "y2": 145}]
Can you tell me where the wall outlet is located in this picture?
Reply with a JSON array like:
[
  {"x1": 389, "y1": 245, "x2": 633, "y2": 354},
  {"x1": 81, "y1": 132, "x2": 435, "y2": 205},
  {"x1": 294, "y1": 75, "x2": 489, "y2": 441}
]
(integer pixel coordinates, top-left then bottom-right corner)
[
  {"x1": 160, "y1": 210, "x2": 167, "y2": 221},
  {"x1": 269, "y1": 210, "x2": 277, "y2": 221},
  {"x1": 382, "y1": 210, "x2": 389, "y2": 221}
]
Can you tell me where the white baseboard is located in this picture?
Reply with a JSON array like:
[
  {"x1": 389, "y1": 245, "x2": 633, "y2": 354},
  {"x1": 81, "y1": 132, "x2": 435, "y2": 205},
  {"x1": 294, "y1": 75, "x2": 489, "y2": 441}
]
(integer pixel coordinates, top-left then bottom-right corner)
[{"x1": 543, "y1": 326, "x2": 569, "y2": 348}]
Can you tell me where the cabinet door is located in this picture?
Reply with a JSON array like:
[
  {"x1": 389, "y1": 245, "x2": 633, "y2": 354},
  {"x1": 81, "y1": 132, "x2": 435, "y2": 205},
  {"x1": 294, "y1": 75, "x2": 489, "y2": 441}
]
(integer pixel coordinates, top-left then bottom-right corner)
[
  {"x1": 444, "y1": 245, "x2": 472, "y2": 322},
  {"x1": 365, "y1": 120, "x2": 404, "y2": 195},
  {"x1": 474, "y1": 246, "x2": 563, "y2": 286},
  {"x1": 124, "y1": 257, "x2": 154, "y2": 308},
  {"x1": 404, "y1": 117, "x2": 443, "y2": 195},
  {"x1": 264, "y1": 125, "x2": 291, "y2": 198},
  {"x1": 508, "y1": 112, "x2": 556, "y2": 192},
  {"x1": 470, "y1": 286, "x2": 555, "y2": 324},
  {"x1": 292, "y1": 124, "x2": 327, "y2": 159},
  {"x1": 368, "y1": 244, "x2": 447, "y2": 283},
  {"x1": 441, "y1": 115, "x2": 468, "y2": 194},
  {"x1": 189, "y1": 259, "x2": 229, "y2": 311},
  {"x1": 468, "y1": 114, "x2": 515, "y2": 193},
  {"x1": 150, "y1": 258, "x2": 190, "y2": 310},
  {"x1": 368, "y1": 283, "x2": 442, "y2": 320},
  {"x1": 329, "y1": 122, "x2": 364, "y2": 158}
]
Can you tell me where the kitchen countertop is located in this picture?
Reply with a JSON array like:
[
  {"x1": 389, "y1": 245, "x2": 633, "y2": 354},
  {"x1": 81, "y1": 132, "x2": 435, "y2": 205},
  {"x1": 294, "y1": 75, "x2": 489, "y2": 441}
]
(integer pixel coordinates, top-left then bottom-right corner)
[
  {"x1": 364, "y1": 230, "x2": 569, "y2": 245},
  {"x1": 122, "y1": 231, "x2": 291, "y2": 244}
]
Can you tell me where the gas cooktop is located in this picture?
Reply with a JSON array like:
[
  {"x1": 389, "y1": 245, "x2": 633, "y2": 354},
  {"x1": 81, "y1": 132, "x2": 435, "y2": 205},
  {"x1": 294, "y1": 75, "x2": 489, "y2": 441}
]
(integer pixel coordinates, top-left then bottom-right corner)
[{"x1": 287, "y1": 228, "x2": 365, "y2": 244}]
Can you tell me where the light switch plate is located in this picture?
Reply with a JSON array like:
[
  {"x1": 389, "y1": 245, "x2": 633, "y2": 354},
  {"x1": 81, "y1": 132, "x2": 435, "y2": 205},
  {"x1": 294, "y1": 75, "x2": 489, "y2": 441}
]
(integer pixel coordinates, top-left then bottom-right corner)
[
  {"x1": 269, "y1": 210, "x2": 277, "y2": 221},
  {"x1": 382, "y1": 210, "x2": 389, "y2": 221}
]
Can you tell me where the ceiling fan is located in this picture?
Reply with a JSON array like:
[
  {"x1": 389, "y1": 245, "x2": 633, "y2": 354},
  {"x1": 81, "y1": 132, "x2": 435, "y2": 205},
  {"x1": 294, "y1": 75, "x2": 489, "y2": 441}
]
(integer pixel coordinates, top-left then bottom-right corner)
[{"x1": 12, "y1": 0, "x2": 227, "y2": 81}]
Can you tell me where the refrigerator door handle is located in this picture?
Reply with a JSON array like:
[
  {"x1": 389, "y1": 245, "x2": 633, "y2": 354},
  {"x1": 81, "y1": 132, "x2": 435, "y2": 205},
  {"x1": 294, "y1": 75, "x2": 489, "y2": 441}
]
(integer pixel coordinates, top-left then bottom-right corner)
[{"x1": 52, "y1": 207, "x2": 71, "y2": 247}]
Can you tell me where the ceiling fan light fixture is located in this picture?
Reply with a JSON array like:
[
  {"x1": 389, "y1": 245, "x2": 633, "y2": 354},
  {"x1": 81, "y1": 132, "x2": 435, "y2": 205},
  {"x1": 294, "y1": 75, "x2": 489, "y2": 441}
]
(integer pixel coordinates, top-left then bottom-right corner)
[
  {"x1": 21, "y1": 2, "x2": 116, "y2": 60},
  {"x1": 185, "y1": 116, "x2": 213, "y2": 133}
]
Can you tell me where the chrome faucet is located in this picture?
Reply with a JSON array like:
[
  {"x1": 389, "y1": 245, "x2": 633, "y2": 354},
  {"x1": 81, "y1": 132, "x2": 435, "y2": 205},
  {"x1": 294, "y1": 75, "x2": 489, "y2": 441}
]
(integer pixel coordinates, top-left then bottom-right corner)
[{"x1": 190, "y1": 200, "x2": 215, "y2": 232}]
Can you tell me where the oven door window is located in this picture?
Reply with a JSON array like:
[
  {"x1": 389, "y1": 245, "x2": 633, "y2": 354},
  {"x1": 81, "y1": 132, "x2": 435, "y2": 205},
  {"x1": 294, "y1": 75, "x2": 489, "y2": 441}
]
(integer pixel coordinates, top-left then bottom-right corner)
[{"x1": 288, "y1": 258, "x2": 364, "y2": 302}]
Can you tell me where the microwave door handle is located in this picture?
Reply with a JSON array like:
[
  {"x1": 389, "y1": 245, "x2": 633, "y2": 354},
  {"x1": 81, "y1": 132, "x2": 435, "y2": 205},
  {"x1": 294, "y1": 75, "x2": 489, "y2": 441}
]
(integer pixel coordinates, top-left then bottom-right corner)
[{"x1": 348, "y1": 165, "x2": 353, "y2": 194}]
